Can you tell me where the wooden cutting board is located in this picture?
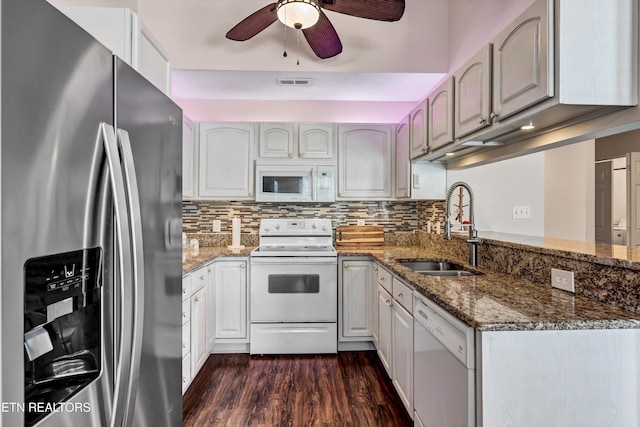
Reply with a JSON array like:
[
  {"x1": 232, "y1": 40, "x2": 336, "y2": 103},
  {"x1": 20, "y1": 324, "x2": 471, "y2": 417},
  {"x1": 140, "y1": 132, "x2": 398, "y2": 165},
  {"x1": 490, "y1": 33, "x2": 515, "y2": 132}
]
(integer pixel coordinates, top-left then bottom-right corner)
[{"x1": 335, "y1": 226, "x2": 384, "y2": 246}]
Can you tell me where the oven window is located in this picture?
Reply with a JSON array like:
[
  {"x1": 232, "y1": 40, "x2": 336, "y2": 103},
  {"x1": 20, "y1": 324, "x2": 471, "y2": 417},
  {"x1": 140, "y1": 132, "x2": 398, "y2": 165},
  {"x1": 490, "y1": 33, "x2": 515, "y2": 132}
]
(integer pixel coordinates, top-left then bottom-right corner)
[
  {"x1": 268, "y1": 274, "x2": 320, "y2": 293},
  {"x1": 262, "y1": 176, "x2": 303, "y2": 194}
]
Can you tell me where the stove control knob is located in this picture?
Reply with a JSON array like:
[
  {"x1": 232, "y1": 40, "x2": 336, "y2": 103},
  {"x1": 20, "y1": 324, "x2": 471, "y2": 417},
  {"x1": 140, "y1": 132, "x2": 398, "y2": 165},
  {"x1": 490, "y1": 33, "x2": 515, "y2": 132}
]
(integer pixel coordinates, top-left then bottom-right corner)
[
  {"x1": 311, "y1": 223, "x2": 317, "y2": 229},
  {"x1": 275, "y1": 224, "x2": 281, "y2": 230},
  {"x1": 322, "y1": 226, "x2": 328, "y2": 231},
  {"x1": 263, "y1": 227, "x2": 270, "y2": 232}
]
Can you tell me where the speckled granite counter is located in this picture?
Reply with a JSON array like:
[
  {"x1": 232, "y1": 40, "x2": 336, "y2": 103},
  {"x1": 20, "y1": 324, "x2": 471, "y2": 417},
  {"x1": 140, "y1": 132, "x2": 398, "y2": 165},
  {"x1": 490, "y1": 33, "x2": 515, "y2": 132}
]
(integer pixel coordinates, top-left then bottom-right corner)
[
  {"x1": 182, "y1": 246, "x2": 254, "y2": 274},
  {"x1": 338, "y1": 245, "x2": 640, "y2": 332}
]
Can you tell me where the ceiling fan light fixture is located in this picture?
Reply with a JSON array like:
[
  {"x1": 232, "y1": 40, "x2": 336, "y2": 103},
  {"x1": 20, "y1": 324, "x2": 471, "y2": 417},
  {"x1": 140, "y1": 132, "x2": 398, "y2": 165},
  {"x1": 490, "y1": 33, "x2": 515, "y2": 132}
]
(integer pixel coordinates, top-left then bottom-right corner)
[{"x1": 276, "y1": 0, "x2": 321, "y2": 30}]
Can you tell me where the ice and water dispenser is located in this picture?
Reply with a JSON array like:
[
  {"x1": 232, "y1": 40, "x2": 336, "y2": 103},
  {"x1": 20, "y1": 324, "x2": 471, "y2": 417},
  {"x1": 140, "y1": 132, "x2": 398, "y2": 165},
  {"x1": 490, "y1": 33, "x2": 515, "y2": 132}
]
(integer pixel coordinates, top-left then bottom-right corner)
[{"x1": 23, "y1": 248, "x2": 102, "y2": 426}]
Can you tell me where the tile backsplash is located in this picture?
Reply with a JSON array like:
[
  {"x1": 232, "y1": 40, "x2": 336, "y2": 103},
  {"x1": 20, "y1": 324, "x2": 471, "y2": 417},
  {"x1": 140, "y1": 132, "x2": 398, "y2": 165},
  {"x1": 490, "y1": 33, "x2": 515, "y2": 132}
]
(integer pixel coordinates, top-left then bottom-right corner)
[{"x1": 183, "y1": 200, "x2": 445, "y2": 234}]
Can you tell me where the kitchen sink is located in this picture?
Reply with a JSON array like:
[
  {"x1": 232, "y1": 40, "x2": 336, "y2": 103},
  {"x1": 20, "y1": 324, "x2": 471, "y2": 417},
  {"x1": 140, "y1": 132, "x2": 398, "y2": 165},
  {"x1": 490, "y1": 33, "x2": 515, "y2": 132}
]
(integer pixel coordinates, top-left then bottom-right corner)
[
  {"x1": 400, "y1": 260, "x2": 480, "y2": 277},
  {"x1": 418, "y1": 270, "x2": 477, "y2": 277},
  {"x1": 400, "y1": 261, "x2": 466, "y2": 271}
]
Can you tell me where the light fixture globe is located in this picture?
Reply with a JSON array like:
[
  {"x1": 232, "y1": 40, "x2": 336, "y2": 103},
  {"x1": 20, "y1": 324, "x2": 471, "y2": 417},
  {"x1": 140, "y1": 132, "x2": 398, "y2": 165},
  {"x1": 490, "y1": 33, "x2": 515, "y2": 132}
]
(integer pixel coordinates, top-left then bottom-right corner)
[{"x1": 276, "y1": 0, "x2": 321, "y2": 30}]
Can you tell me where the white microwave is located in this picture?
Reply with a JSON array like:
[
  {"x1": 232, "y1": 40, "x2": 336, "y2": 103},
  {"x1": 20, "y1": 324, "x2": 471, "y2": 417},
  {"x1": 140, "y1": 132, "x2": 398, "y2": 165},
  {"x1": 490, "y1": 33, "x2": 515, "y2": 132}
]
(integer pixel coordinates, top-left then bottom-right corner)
[{"x1": 255, "y1": 164, "x2": 335, "y2": 203}]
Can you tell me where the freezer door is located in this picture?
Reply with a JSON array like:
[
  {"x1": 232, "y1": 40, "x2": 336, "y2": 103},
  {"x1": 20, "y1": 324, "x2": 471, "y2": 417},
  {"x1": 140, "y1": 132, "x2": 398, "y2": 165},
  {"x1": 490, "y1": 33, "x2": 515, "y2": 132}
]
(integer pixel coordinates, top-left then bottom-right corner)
[
  {"x1": 115, "y1": 58, "x2": 183, "y2": 427},
  {"x1": 1, "y1": 0, "x2": 118, "y2": 426}
]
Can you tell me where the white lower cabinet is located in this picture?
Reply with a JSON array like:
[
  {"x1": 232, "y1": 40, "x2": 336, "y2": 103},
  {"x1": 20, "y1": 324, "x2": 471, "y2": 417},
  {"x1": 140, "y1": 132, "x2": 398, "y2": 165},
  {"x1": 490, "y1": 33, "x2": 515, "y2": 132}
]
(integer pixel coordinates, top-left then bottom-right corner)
[
  {"x1": 206, "y1": 264, "x2": 216, "y2": 351},
  {"x1": 391, "y1": 299, "x2": 413, "y2": 415},
  {"x1": 340, "y1": 260, "x2": 373, "y2": 341},
  {"x1": 376, "y1": 284, "x2": 393, "y2": 376},
  {"x1": 191, "y1": 286, "x2": 207, "y2": 375},
  {"x1": 374, "y1": 264, "x2": 413, "y2": 418},
  {"x1": 214, "y1": 260, "x2": 248, "y2": 342},
  {"x1": 181, "y1": 273, "x2": 192, "y2": 395}
]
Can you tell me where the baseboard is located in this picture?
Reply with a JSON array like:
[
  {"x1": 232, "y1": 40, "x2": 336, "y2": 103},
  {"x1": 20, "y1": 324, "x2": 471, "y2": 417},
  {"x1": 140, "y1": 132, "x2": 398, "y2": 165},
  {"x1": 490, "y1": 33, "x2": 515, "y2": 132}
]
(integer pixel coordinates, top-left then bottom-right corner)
[
  {"x1": 338, "y1": 341, "x2": 375, "y2": 351},
  {"x1": 211, "y1": 342, "x2": 250, "y2": 353}
]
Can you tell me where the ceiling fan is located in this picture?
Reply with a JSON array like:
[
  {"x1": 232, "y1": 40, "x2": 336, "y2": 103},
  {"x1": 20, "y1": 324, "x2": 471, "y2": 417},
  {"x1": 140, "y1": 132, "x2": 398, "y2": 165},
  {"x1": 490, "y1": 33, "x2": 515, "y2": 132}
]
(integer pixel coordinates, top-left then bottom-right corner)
[{"x1": 226, "y1": 0, "x2": 406, "y2": 59}]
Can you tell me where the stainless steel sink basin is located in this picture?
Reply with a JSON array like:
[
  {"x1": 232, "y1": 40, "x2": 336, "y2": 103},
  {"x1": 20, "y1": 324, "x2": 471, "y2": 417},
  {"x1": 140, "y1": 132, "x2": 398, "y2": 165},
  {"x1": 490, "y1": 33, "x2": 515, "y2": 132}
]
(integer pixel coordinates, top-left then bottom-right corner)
[
  {"x1": 400, "y1": 260, "x2": 480, "y2": 277},
  {"x1": 419, "y1": 270, "x2": 477, "y2": 277},
  {"x1": 400, "y1": 261, "x2": 465, "y2": 271}
]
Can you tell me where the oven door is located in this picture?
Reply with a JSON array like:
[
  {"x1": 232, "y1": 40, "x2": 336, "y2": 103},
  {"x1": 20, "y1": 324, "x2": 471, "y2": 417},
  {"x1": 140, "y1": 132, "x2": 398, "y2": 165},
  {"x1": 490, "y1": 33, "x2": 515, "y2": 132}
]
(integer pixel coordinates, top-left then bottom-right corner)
[{"x1": 250, "y1": 257, "x2": 337, "y2": 322}]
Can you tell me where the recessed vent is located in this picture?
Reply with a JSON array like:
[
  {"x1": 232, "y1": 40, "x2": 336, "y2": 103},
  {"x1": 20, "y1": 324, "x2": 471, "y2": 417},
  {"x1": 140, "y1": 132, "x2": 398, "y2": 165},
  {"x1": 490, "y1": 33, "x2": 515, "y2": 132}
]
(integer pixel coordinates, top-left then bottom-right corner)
[{"x1": 277, "y1": 78, "x2": 312, "y2": 86}]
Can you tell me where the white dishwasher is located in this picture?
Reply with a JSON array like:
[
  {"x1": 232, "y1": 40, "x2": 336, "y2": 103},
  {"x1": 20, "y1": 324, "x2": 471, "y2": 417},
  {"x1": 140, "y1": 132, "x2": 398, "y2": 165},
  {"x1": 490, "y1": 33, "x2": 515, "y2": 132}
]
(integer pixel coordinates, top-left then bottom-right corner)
[{"x1": 413, "y1": 294, "x2": 475, "y2": 427}]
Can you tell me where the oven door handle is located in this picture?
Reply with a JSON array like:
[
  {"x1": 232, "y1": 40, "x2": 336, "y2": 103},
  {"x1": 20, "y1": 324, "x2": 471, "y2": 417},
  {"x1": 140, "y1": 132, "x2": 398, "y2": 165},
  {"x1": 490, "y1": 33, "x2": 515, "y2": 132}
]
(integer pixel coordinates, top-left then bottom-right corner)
[{"x1": 250, "y1": 257, "x2": 338, "y2": 265}]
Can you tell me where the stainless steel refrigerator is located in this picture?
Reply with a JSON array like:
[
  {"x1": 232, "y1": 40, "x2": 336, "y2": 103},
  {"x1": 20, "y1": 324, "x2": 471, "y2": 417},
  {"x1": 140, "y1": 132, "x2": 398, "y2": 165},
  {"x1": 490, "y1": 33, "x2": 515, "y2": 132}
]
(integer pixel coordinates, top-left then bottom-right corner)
[{"x1": 1, "y1": 0, "x2": 183, "y2": 426}]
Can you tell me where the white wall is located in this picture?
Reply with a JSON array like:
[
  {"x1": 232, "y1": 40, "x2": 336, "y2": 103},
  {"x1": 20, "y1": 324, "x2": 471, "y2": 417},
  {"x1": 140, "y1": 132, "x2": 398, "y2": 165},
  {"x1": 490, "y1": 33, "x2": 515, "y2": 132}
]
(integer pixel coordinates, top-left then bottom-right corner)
[
  {"x1": 446, "y1": 152, "x2": 545, "y2": 236},
  {"x1": 544, "y1": 140, "x2": 595, "y2": 242}
]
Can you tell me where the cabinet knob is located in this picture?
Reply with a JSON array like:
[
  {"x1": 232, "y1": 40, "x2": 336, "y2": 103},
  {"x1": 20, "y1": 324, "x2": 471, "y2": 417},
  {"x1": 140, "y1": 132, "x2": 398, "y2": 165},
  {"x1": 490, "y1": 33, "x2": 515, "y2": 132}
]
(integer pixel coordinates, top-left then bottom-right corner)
[
  {"x1": 339, "y1": 193, "x2": 344, "y2": 196},
  {"x1": 479, "y1": 117, "x2": 486, "y2": 124},
  {"x1": 183, "y1": 343, "x2": 187, "y2": 348},
  {"x1": 240, "y1": 264, "x2": 245, "y2": 269},
  {"x1": 248, "y1": 192, "x2": 253, "y2": 197},
  {"x1": 183, "y1": 312, "x2": 187, "y2": 318},
  {"x1": 344, "y1": 264, "x2": 349, "y2": 269},
  {"x1": 183, "y1": 288, "x2": 187, "y2": 294},
  {"x1": 422, "y1": 147, "x2": 427, "y2": 152},
  {"x1": 385, "y1": 299, "x2": 391, "y2": 306},
  {"x1": 299, "y1": 152, "x2": 304, "y2": 157},
  {"x1": 490, "y1": 112, "x2": 498, "y2": 120},
  {"x1": 288, "y1": 153, "x2": 293, "y2": 158},
  {"x1": 195, "y1": 298, "x2": 200, "y2": 303},
  {"x1": 398, "y1": 292, "x2": 403, "y2": 298}
]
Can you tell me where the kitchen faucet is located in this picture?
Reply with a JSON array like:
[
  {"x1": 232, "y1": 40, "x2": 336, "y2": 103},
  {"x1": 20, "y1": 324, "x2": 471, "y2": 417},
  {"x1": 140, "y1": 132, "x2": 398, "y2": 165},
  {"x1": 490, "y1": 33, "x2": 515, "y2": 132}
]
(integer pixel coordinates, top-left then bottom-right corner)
[{"x1": 444, "y1": 181, "x2": 483, "y2": 266}]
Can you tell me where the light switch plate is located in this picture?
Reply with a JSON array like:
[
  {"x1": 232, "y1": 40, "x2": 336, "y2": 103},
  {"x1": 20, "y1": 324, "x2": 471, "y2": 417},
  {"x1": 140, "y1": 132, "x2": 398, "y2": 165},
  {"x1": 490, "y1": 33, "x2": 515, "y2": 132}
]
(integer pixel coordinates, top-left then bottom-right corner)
[
  {"x1": 551, "y1": 268, "x2": 575, "y2": 293},
  {"x1": 356, "y1": 219, "x2": 365, "y2": 226},
  {"x1": 212, "y1": 220, "x2": 221, "y2": 233}
]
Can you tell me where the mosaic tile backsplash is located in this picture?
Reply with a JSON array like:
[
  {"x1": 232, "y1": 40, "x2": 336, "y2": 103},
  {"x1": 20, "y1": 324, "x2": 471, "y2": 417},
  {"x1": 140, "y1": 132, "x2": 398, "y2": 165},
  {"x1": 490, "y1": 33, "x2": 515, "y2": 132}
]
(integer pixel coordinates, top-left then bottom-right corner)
[{"x1": 183, "y1": 200, "x2": 445, "y2": 237}]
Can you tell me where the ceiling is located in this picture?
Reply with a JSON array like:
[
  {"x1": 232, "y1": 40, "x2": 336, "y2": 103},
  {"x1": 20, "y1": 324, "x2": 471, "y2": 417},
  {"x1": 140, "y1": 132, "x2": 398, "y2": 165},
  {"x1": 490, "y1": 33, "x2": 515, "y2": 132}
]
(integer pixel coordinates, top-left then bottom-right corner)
[{"x1": 50, "y1": 0, "x2": 535, "y2": 121}]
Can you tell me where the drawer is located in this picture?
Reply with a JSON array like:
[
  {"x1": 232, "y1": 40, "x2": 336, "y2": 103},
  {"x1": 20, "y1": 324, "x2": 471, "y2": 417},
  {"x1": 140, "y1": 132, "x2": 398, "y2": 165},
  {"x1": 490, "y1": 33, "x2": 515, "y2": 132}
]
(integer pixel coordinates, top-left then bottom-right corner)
[
  {"x1": 376, "y1": 264, "x2": 392, "y2": 293},
  {"x1": 182, "y1": 298, "x2": 191, "y2": 325},
  {"x1": 182, "y1": 274, "x2": 192, "y2": 301},
  {"x1": 392, "y1": 278, "x2": 413, "y2": 314},
  {"x1": 182, "y1": 320, "x2": 191, "y2": 358},
  {"x1": 192, "y1": 266, "x2": 208, "y2": 292},
  {"x1": 182, "y1": 352, "x2": 191, "y2": 394}
]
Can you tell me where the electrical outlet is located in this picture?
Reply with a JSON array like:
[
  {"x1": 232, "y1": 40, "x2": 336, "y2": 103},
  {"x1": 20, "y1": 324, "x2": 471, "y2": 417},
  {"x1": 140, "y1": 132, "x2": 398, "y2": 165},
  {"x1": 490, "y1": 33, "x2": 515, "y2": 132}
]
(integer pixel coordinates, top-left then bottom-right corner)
[
  {"x1": 356, "y1": 219, "x2": 365, "y2": 226},
  {"x1": 551, "y1": 268, "x2": 575, "y2": 293},
  {"x1": 212, "y1": 220, "x2": 221, "y2": 233},
  {"x1": 512, "y1": 205, "x2": 531, "y2": 219}
]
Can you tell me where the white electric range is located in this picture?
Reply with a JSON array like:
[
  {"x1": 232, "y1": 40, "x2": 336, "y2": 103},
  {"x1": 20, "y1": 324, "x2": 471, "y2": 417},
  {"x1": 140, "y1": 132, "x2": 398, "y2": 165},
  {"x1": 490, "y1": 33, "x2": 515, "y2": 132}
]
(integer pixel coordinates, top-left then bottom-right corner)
[{"x1": 250, "y1": 219, "x2": 337, "y2": 354}]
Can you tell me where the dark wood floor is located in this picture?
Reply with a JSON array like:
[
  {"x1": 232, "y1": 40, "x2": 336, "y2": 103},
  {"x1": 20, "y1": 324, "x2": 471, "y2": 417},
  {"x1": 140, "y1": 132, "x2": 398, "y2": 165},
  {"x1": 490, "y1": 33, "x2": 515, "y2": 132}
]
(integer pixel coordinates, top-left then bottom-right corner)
[{"x1": 183, "y1": 351, "x2": 413, "y2": 427}]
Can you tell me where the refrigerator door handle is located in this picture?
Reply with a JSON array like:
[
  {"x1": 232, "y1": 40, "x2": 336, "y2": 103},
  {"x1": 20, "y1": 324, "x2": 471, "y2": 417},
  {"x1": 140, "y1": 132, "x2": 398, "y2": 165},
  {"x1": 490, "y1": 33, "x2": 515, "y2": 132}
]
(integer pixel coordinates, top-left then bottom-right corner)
[
  {"x1": 116, "y1": 128, "x2": 146, "y2": 427},
  {"x1": 99, "y1": 123, "x2": 136, "y2": 427}
]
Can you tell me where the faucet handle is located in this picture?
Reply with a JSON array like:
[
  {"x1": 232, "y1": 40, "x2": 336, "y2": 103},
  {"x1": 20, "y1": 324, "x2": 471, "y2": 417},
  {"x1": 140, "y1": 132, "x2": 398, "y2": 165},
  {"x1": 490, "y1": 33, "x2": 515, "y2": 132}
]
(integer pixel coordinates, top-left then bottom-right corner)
[{"x1": 466, "y1": 237, "x2": 483, "y2": 245}]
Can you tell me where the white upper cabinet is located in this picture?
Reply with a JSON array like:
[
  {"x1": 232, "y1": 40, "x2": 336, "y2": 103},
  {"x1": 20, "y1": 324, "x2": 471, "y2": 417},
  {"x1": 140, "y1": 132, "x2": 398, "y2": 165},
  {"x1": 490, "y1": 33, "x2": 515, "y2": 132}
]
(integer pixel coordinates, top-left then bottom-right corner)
[
  {"x1": 454, "y1": 44, "x2": 492, "y2": 139},
  {"x1": 337, "y1": 125, "x2": 393, "y2": 200},
  {"x1": 409, "y1": 101, "x2": 428, "y2": 159},
  {"x1": 258, "y1": 123, "x2": 335, "y2": 160},
  {"x1": 57, "y1": 7, "x2": 171, "y2": 94},
  {"x1": 182, "y1": 117, "x2": 195, "y2": 199},
  {"x1": 298, "y1": 124, "x2": 334, "y2": 159},
  {"x1": 429, "y1": 77, "x2": 455, "y2": 152},
  {"x1": 259, "y1": 123, "x2": 295, "y2": 158},
  {"x1": 198, "y1": 123, "x2": 255, "y2": 199},
  {"x1": 395, "y1": 116, "x2": 410, "y2": 199},
  {"x1": 492, "y1": 0, "x2": 552, "y2": 121}
]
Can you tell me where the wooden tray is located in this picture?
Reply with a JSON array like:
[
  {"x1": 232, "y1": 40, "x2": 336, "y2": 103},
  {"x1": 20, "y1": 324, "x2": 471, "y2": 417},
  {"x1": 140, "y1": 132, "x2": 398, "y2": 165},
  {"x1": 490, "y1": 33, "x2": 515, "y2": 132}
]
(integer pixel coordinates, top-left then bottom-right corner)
[{"x1": 335, "y1": 226, "x2": 384, "y2": 246}]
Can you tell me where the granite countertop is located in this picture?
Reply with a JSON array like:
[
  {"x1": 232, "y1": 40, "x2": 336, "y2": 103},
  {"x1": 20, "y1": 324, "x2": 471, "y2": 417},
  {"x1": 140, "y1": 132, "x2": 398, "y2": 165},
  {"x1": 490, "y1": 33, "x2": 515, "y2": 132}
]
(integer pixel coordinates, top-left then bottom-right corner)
[
  {"x1": 338, "y1": 246, "x2": 640, "y2": 332},
  {"x1": 181, "y1": 244, "x2": 640, "y2": 332},
  {"x1": 182, "y1": 246, "x2": 254, "y2": 274}
]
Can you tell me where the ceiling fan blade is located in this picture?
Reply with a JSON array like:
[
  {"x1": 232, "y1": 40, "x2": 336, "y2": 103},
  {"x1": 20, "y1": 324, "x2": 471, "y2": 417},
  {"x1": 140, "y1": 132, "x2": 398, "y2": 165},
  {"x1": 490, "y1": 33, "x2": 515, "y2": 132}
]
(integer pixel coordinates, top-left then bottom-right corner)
[
  {"x1": 226, "y1": 3, "x2": 278, "y2": 41},
  {"x1": 302, "y1": 11, "x2": 343, "y2": 59},
  {"x1": 321, "y1": 0, "x2": 405, "y2": 22}
]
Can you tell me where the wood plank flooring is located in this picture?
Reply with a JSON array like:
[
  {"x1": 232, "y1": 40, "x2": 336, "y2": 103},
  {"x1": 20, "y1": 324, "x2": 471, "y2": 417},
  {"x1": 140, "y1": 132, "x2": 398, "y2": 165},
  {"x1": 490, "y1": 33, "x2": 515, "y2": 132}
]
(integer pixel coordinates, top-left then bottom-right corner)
[{"x1": 183, "y1": 351, "x2": 412, "y2": 427}]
